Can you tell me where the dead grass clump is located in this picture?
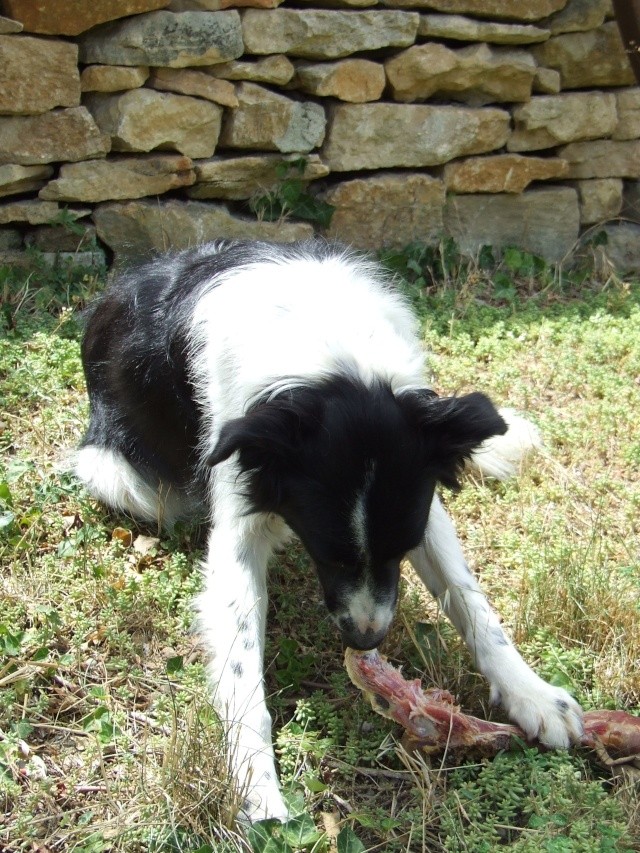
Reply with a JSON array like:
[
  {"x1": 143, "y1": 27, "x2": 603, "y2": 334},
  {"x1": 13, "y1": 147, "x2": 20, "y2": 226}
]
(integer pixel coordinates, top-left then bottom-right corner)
[{"x1": 160, "y1": 697, "x2": 248, "y2": 851}]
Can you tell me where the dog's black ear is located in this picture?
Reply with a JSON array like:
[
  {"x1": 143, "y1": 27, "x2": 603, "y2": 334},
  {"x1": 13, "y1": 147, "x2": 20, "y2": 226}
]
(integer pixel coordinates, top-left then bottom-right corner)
[
  {"x1": 404, "y1": 390, "x2": 507, "y2": 488},
  {"x1": 206, "y1": 415, "x2": 259, "y2": 467},
  {"x1": 206, "y1": 394, "x2": 323, "y2": 467}
]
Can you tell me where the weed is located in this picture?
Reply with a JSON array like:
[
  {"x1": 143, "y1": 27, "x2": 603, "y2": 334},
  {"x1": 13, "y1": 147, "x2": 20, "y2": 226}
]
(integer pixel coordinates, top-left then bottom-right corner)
[
  {"x1": 47, "y1": 207, "x2": 93, "y2": 239},
  {"x1": 249, "y1": 158, "x2": 334, "y2": 228},
  {"x1": 275, "y1": 637, "x2": 316, "y2": 692},
  {"x1": 0, "y1": 248, "x2": 104, "y2": 333}
]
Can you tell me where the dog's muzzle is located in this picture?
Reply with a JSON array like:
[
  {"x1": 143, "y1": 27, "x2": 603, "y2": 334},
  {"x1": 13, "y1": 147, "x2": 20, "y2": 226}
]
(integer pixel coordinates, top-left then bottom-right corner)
[{"x1": 337, "y1": 615, "x2": 389, "y2": 651}]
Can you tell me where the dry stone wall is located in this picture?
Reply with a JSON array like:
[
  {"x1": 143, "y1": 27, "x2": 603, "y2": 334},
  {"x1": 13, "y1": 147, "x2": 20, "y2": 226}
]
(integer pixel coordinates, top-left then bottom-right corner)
[{"x1": 1, "y1": 0, "x2": 639, "y2": 268}]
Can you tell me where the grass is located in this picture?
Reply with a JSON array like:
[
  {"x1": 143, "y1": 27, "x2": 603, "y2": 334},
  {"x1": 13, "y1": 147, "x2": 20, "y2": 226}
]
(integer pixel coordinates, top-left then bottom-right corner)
[{"x1": 0, "y1": 245, "x2": 639, "y2": 853}]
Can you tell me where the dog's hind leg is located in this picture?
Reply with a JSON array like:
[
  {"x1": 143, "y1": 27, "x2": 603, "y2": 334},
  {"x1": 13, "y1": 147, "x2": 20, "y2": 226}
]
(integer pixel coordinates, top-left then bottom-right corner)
[
  {"x1": 407, "y1": 495, "x2": 584, "y2": 749},
  {"x1": 196, "y1": 514, "x2": 290, "y2": 824},
  {"x1": 74, "y1": 444, "x2": 194, "y2": 528},
  {"x1": 75, "y1": 445, "x2": 163, "y2": 521}
]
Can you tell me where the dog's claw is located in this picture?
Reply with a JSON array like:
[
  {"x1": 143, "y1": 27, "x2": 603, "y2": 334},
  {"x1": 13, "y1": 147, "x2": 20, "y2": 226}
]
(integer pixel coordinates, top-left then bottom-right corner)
[{"x1": 493, "y1": 677, "x2": 584, "y2": 749}]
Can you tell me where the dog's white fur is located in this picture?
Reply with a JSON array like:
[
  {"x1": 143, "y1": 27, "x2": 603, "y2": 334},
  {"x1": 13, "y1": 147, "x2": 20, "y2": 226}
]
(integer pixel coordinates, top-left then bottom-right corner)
[{"x1": 75, "y1": 243, "x2": 583, "y2": 822}]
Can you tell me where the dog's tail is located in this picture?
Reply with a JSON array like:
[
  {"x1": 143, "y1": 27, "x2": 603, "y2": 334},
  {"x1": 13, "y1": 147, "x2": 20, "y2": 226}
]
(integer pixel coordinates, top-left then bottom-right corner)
[{"x1": 468, "y1": 409, "x2": 542, "y2": 481}]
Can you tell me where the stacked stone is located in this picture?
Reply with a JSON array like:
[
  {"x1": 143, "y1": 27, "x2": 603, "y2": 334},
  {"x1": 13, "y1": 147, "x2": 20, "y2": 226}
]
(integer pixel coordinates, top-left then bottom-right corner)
[{"x1": 0, "y1": 0, "x2": 638, "y2": 267}]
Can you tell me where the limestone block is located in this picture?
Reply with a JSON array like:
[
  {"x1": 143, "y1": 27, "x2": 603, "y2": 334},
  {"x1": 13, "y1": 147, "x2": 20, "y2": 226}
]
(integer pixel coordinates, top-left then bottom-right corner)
[
  {"x1": 532, "y1": 22, "x2": 635, "y2": 89},
  {"x1": 508, "y1": 92, "x2": 617, "y2": 151},
  {"x1": 417, "y1": 14, "x2": 550, "y2": 44},
  {"x1": 204, "y1": 55, "x2": 295, "y2": 85},
  {"x1": 323, "y1": 173, "x2": 444, "y2": 249},
  {"x1": 533, "y1": 67, "x2": 561, "y2": 93},
  {"x1": 385, "y1": 43, "x2": 536, "y2": 105},
  {"x1": 0, "y1": 16, "x2": 22, "y2": 33},
  {"x1": 0, "y1": 251, "x2": 34, "y2": 267},
  {"x1": 614, "y1": 89, "x2": 640, "y2": 141},
  {"x1": 27, "y1": 223, "x2": 98, "y2": 252},
  {"x1": 0, "y1": 35, "x2": 80, "y2": 115},
  {"x1": 592, "y1": 222, "x2": 640, "y2": 273},
  {"x1": 540, "y1": 0, "x2": 609, "y2": 35},
  {"x1": 294, "y1": 60, "x2": 385, "y2": 103},
  {"x1": 381, "y1": 0, "x2": 567, "y2": 21},
  {"x1": 444, "y1": 187, "x2": 580, "y2": 262},
  {"x1": 93, "y1": 199, "x2": 314, "y2": 263},
  {"x1": 81, "y1": 65, "x2": 149, "y2": 93},
  {"x1": 322, "y1": 103, "x2": 510, "y2": 171},
  {"x1": 558, "y1": 140, "x2": 640, "y2": 178},
  {"x1": 0, "y1": 107, "x2": 109, "y2": 166},
  {"x1": 0, "y1": 164, "x2": 53, "y2": 198},
  {"x1": 241, "y1": 9, "x2": 419, "y2": 59},
  {"x1": 39, "y1": 155, "x2": 196, "y2": 202},
  {"x1": 37, "y1": 249, "x2": 106, "y2": 268},
  {"x1": 78, "y1": 11, "x2": 243, "y2": 68},
  {"x1": 189, "y1": 153, "x2": 329, "y2": 199},
  {"x1": 149, "y1": 68, "x2": 238, "y2": 107},
  {"x1": 85, "y1": 90, "x2": 223, "y2": 158},
  {"x1": 0, "y1": 200, "x2": 64, "y2": 225},
  {"x1": 220, "y1": 83, "x2": 325, "y2": 153},
  {"x1": 571, "y1": 178, "x2": 623, "y2": 224},
  {"x1": 443, "y1": 153, "x2": 568, "y2": 193},
  {"x1": 1, "y1": 0, "x2": 170, "y2": 36}
]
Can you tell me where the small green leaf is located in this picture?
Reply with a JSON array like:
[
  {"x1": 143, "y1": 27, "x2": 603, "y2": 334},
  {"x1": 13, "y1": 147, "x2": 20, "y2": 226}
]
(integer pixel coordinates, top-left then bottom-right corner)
[
  {"x1": 57, "y1": 538, "x2": 76, "y2": 558},
  {"x1": 0, "y1": 481, "x2": 13, "y2": 505},
  {"x1": 337, "y1": 826, "x2": 365, "y2": 853},
  {"x1": 281, "y1": 812, "x2": 323, "y2": 847},
  {"x1": 0, "y1": 627, "x2": 24, "y2": 656},
  {"x1": 82, "y1": 705, "x2": 117, "y2": 743},
  {"x1": 13, "y1": 718, "x2": 33, "y2": 739},
  {"x1": 5, "y1": 459, "x2": 34, "y2": 483},
  {"x1": 280, "y1": 180, "x2": 304, "y2": 204},
  {"x1": 166, "y1": 655, "x2": 184, "y2": 675},
  {"x1": 549, "y1": 671, "x2": 575, "y2": 693},
  {"x1": 246, "y1": 819, "x2": 294, "y2": 853},
  {"x1": 349, "y1": 813, "x2": 377, "y2": 829},
  {"x1": 32, "y1": 646, "x2": 51, "y2": 662},
  {"x1": 478, "y1": 244, "x2": 495, "y2": 269},
  {"x1": 302, "y1": 772, "x2": 328, "y2": 793},
  {"x1": 77, "y1": 810, "x2": 95, "y2": 827}
]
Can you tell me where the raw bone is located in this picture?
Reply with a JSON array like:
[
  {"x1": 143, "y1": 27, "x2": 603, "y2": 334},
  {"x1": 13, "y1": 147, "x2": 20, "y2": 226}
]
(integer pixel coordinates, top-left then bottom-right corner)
[{"x1": 345, "y1": 648, "x2": 640, "y2": 768}]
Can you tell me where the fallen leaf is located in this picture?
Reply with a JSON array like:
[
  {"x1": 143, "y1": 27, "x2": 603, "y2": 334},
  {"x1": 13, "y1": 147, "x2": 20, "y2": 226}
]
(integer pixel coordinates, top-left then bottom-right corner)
[
  {"x1": 111, "y1": 527, "x2": 133, "y2": 547},
  {"x1": 133, "y1": 534, "x2": 160, "y2": 556}
]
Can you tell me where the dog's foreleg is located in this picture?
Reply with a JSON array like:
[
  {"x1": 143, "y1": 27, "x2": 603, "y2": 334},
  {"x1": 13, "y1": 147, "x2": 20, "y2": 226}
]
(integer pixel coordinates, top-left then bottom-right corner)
[
  {"x1": 196, "y1": 519, "x2": 289, "y2": 823},
  {"x1": 408, "y1": 495, "x2": 584, "y2": 748}
]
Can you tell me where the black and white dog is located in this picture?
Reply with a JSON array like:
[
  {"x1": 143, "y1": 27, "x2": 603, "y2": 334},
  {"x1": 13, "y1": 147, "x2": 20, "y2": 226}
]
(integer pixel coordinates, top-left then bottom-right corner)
[{"x1": 75, "y1": 240, "x2": 583, "y2": 822}]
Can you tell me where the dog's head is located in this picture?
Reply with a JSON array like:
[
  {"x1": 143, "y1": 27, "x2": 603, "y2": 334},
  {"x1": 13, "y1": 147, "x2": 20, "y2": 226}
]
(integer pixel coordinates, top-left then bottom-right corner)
[{"x1": 208, "y1": 378, "x2": 506, "y2": 650}]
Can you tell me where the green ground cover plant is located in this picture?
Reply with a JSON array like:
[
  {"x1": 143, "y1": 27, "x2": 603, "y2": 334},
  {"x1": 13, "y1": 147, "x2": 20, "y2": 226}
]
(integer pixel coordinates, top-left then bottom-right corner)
[{"x1": 0, "y1": 246, "x2": 638, "y2": 852}]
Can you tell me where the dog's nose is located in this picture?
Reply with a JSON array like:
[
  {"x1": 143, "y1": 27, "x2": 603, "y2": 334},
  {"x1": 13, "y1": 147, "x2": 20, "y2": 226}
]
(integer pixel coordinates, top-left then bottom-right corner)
[{"x1": 339, "y1": 621, "x2": 388, "y2": 651}]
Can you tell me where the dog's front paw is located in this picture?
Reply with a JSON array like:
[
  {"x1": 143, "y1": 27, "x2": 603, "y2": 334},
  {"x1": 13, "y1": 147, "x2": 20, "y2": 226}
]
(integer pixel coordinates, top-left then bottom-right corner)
[
  {"x1": 237, "y1": 779, "x2": 290, "y2": 825},
  {"x1": 491, "y1": 675, "x2": 583, "y2": 748}
]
